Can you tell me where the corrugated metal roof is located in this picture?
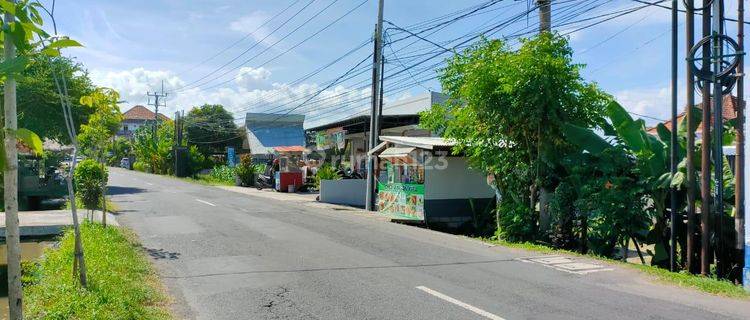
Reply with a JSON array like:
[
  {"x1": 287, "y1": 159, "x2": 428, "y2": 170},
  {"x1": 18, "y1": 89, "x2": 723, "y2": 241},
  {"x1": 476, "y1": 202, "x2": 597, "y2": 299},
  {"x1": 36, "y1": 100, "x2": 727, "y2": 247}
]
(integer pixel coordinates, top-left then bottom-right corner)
[
  {"x1": 273, "y1": 146, "x2": 307, "y2": 153},
  {"x1": 379, "y1": 136, "x2": 455, "y2": 150}
]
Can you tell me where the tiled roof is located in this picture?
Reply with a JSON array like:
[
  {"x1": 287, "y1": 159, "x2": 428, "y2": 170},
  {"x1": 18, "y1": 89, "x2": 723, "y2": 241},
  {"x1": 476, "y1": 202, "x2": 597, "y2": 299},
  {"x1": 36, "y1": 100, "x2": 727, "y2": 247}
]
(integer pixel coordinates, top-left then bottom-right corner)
[
  {"x1": 646, "y1": 95, "x2": 741, "y2": 135},
  {"x1": 122, "y1": 105, "x2": 170, "y2": 121}
]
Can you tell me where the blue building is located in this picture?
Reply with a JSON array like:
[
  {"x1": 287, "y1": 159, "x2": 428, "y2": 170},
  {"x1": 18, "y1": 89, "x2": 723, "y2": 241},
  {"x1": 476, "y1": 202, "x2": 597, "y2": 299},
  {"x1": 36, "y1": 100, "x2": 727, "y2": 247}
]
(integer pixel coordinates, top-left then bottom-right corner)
[{"x1": 243, "y1": 113, "x2": 306, "y2": 156}]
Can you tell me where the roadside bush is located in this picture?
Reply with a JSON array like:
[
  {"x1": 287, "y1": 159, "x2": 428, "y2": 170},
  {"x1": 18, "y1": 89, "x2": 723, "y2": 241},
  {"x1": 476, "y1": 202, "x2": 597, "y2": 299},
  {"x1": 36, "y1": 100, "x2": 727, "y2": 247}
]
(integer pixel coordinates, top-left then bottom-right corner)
[
  {"x1": 549, "y1": 182, "x2": 577, "y2": 250},
  {"x1": 74, "y1": 159, "x2": 108, "y2": 210},
  {"x1": 234, "y1": 154, "x2": 256, "y2": 186},
  {"x1": 23, "y1": 223, "x2": 170, "y2": 319},
  {"x1": 188, "y1": 145, "x2": 208, "y2": 175},
  {"x1": 132, "y1": 161, "x2": 149, "y2": 173},
  {"x1": 209, "y1": 165, "x2": 235, "y2": 184},
  {"x1": 314, "y1": 164, "x2": 341, "y2": 189}
]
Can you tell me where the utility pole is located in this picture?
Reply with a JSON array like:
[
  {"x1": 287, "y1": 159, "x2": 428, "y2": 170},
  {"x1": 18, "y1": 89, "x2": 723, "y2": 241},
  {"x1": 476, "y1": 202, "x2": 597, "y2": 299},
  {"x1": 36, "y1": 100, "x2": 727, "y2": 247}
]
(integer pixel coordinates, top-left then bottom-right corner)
[
  {"x1": 700, "y1": 0, "x2": 712, "y2": 277},
  {"x1": 711, "y1": 0, "x2": 725, "y2": 278},
  {"x1": 535, "y1": 0, "x2": 553, "y2": 233},
  {"x1": 365, "y1": 0, "x2": 384, "y2": 212},
  {"x1": 147, "y1": 80, "x2": 168, "y2": 140},
  {"x1": 537, "y1": 0, "x2": 551, "y2": 33},
  {"x1": 669, "y1": 0, "x2": 678, "y2": 272},
  {"x1": 3, "y1": 3, "x2": 22, "y2": 318},
  {"x1": 684, "y1": 0, "x2": 696, "y2": 273},
  {"x1": 735, "y1": 0, "x2": 747, "y2": 289}
]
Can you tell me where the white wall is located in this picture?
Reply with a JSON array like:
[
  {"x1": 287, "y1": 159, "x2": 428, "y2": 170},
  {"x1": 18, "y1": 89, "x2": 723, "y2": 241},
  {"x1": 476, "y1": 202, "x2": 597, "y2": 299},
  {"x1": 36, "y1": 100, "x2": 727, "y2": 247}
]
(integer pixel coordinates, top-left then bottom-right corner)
[
  {"x1": 424, "y1": 157, "x2": 494, "y2": 200},
  {"x1": 320, "y1": 179, "x2": 366, "y2": 207}
]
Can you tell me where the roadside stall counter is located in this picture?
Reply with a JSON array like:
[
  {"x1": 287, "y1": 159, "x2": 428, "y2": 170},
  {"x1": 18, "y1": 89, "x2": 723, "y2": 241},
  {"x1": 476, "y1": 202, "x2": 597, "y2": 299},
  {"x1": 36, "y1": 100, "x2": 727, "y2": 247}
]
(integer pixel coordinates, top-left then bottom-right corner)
[{"x1": 370, "y1": 136, "x2": 495, "y2": 229}]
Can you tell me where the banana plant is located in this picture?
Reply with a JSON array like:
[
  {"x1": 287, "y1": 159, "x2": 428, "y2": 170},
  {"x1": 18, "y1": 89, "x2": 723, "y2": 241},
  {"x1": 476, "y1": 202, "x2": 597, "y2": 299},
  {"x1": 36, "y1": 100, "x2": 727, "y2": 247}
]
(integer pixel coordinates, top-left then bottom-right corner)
[{"x1": 562, "y1": 100, "x2": 696, "y2": 267}]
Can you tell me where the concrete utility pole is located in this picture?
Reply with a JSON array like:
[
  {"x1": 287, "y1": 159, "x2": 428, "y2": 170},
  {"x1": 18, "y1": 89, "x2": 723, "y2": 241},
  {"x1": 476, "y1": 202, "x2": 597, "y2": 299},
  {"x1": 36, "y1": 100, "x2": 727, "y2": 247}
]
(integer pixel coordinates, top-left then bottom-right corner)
[
  {"x1": 711, "y1": 0, "x2": 725, "y2": 278},
  {"x1": 669, "y1": 0, "x2": 678, "y2": 272},
  {"x1": 735, "y1": 0, "x2": 747, "y2": 290},
  {"x1": 2, "y1": 3, "x2": 22, "y2": 318},
  {"x1": 365, "y1": 0, "x2": 384, "y2": 212},
  {"x1": 537, "y1": 0, "x2": 551, "y2": 33},
  {"x1": 684, "y1": 0, "x2": 696, "y2": 273},
  {"x1": 700, "y1": 0, "x2": 712, "y2": 276},
  {"x1": 147, "y1": 80, "x2": 168, "y2": 140}
]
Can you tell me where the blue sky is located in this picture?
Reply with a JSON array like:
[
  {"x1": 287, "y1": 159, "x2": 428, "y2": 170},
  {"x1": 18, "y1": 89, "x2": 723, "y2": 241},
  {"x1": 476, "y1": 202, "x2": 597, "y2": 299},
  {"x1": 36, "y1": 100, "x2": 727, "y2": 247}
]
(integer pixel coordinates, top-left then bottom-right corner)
[{"x1": 47, "y1": 0, "x2": 745, "y2": 127}]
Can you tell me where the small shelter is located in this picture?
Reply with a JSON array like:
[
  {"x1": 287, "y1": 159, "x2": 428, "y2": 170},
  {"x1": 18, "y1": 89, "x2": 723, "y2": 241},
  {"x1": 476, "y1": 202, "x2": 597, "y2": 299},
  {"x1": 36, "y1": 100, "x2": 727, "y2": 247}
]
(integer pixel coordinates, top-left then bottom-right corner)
[{"x1": 369, "y1": 136, "x2": 495, "y2": 228}]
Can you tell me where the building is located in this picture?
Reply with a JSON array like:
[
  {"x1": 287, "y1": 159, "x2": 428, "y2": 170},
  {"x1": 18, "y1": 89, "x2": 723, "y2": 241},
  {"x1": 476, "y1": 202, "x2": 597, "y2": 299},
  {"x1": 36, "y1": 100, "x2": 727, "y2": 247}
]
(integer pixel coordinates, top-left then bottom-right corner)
[
  {"x1": 117, "y1": 105, "x2": 170, "y2": 139},
  {"x1": 646, "y1": 95, "x2": 741, "y2": 137},
  {"x1": 304, "y1": 91, "x2": 447, "y2": 174},
  {"x1": 243, "y1": 113, "x2": 306, "y2": 156}
]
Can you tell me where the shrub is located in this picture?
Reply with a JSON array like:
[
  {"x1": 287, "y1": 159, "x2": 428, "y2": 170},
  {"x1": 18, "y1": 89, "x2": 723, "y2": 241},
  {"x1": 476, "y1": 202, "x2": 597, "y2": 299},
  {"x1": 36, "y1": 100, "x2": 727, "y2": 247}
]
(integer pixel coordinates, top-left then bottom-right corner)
[
  {"x1": 209, "y1": 165, "x2": 235, "y2": 184},
  {"x1": 234, "y1": 154, "x2": 257, "y2": 186},
  {"x1": 74, "y1": 159, "x2": 108, "y2": 210},
  {"x1": 314, "y1": 164, "x2": 341, "y2": 188},
  {"x1": 132, "y1": 161, "x2": 149, "y2": 173},
  {"x1": 188, "y1": 145, "x2": 207, "y2": 175},
  {"x1": 549, "y1": 182, "x2": 577, "y2": 249}
]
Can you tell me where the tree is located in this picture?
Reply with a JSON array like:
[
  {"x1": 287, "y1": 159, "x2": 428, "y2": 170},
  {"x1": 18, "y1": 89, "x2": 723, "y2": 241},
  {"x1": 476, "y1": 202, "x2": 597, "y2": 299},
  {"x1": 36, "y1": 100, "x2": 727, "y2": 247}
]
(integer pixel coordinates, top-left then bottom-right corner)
[
  {"x1": 78, "y1": 87, "x2": 122, "y2": 226},
  {"x1": 420, "y1": 33, "x2": 609, "y2": 241},
  {"x1": 13, "y1": 56, "x2": 96, "y2": 144},
  {"x1": 78, "y1": 88, "x2": 123, "y2": 157},
  {"x1": 132, "y1": 121, "x2": 174, "y2": 174},
  {"x1": 0, "y1": 0, "x2": 82, "y2": 317},
  {"x1": 185, "y1": 104, "x2": 241, "y2": 155}
]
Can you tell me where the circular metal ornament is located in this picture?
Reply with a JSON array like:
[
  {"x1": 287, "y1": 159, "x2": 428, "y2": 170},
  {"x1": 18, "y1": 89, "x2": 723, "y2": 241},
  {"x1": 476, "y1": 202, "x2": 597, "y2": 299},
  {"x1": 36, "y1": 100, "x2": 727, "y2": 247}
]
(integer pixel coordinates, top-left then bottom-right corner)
[
  {"x1": 689, "y1": 34, "x2": 741, "y2": 81},
  {"x1": 682, "y1": 0, "x2": 715, "y2": 11}
]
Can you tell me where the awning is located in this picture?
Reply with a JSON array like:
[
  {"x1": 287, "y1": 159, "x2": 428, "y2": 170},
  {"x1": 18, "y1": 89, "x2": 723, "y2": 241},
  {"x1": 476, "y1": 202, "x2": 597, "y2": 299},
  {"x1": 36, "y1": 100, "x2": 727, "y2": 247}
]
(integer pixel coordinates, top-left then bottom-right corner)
[{"x1": 378, "y1": 147, "x2": 416, "y2": 164}]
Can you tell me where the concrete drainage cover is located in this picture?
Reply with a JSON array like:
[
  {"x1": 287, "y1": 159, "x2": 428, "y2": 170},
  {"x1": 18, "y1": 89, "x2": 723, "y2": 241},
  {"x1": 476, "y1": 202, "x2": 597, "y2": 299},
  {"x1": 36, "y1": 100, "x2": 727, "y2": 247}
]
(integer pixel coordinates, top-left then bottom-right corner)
[{"x1": 516, "y1": 255, "x2": 614, "y2": 275}]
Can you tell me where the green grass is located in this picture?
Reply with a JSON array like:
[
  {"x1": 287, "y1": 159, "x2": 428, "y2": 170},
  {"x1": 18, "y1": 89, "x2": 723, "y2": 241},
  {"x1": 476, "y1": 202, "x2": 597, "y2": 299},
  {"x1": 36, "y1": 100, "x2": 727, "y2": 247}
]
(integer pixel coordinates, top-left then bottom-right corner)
[
  {"x1": 180, "y1": 173, "x2": 235, "y2": 186},
  {"x1": 23, "y1": 222, "x2": 172, "y2": 319},
  {"x1": 481, "y1": 238, "x2": 750, "y2": 299}
]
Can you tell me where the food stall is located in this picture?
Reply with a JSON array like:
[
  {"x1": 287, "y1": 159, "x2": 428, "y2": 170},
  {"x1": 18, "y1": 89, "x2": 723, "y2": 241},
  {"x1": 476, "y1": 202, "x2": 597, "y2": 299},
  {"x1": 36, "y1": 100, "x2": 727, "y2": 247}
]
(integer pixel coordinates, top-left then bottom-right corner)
[
  {"x1": 369, "y1": 136, "x2": 495, "y2": 229},
  {"x1": 273, "y1": 146, "x2": 306, "y2": 192}
]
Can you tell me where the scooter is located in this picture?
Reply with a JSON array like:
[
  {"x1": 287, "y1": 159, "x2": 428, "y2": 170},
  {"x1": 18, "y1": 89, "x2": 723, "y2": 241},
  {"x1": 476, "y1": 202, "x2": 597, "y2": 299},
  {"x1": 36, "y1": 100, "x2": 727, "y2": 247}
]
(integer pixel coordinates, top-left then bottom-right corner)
[{"x1": 256, "y1": 173, "x2": 275, "y2": 190}]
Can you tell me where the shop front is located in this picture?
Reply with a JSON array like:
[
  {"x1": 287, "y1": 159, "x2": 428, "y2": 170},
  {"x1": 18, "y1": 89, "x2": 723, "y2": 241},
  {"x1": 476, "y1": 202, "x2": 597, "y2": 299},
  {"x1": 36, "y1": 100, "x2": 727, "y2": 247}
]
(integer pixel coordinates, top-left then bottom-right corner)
[{"x1": 371, "y1": 136, "x2": 495, "y2": 229}]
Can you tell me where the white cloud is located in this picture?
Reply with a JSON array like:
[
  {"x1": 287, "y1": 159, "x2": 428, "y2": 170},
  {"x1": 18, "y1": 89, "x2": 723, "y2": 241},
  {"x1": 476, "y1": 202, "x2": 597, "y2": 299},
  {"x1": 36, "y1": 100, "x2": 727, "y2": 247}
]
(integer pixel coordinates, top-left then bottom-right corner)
[
  {"x1": 90, "y1": 68, "x2": 185, "y2": 106},
  {"x1": 229, "y1": 11, "x2": 275, "y2": 44},
  {"x1": 235, "y1": 66, "x2": 271, "y2": 89},
  {"x1": 90, "y1": 67, "x2": 370, "y2": 127},
  {"x1": 614, "y1": 83, "x2": 686, "y2": 126}
]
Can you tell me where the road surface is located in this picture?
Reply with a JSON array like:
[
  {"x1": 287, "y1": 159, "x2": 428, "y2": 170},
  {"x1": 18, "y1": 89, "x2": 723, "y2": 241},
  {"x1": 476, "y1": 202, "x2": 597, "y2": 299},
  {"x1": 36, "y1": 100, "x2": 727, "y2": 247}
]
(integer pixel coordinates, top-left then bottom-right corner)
[{"x1": 108, "y1": 168, "x2": 750, "y2": 320}]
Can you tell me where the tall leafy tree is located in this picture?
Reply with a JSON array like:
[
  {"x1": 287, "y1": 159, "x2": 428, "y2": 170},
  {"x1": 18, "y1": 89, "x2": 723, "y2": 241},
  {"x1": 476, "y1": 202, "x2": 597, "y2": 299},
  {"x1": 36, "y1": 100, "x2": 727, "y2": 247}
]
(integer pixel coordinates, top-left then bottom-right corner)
[
  {"x1": 184, "y1": 104, "x2": 241, "y2": 155},
  {"x1": 421, "y1": 33, "x2": 609, "y2": 240},
  {"x1": 10, "y1": 55, "x2": 96, "y2": 143}
]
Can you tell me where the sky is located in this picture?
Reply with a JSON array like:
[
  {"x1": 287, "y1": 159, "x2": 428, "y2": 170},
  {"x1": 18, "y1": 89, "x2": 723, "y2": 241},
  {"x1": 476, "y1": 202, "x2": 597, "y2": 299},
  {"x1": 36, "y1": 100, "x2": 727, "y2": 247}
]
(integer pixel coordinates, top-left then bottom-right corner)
[{"x1": 45, "y1": 0, "x2": 746, "y2": 128}]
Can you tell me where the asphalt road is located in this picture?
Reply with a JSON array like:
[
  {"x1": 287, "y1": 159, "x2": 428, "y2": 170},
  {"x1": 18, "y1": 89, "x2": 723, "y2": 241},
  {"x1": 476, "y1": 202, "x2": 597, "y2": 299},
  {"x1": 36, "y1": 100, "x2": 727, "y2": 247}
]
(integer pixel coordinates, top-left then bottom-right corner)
[{"x1": 108, "y1": 168, "x2": 750, "y2": 320}]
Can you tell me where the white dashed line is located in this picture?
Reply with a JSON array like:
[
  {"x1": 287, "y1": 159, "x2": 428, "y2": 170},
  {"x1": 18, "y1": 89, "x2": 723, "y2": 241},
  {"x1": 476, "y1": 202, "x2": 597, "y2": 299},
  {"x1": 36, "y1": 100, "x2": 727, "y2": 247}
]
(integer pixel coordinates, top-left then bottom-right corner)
[
  {"x1": 416, "y1": 286, "x2": 506, "y2": 320},
  {"x1": 145, "y1": 182, "x2": 154, "y2": 186},
  {"x1": 195, "y1": 199, "x2": 216, "y2": 207}
]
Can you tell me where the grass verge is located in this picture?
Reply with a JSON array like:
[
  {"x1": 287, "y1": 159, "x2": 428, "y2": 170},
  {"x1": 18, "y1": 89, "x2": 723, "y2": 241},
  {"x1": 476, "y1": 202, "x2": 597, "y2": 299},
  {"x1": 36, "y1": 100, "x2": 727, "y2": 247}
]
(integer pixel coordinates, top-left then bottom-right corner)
[
  {"x1": 482, "y1": 238, "x2": 749, "y2": 299},
  {"x1": 23, "y1": 222, "x2": 172, "y2": 319},
  {"x1": 179, "y1": 174, "x2": 234, "y2": 186}
]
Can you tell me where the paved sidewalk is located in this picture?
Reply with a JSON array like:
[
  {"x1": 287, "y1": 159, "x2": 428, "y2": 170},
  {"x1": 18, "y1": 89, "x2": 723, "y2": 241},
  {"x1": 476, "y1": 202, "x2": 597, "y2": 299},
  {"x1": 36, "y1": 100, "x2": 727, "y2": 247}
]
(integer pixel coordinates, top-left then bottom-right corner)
[{"x1": 0, "y1": 209, "x2": 118, "y2": 237}]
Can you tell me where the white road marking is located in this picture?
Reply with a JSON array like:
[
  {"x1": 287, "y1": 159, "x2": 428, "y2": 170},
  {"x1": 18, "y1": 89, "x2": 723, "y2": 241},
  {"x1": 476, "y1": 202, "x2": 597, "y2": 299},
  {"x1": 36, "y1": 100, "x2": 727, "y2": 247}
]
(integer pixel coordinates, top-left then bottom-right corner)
[
  {"x1": 516, "y1": 255, "x2": 613, "y2": 275},
  {"x1": 195, "y1": 199, "x2": 216, "y2": 207},
  {"x1": 416, "y1": 286, "x2": 506, "y2": 320},
  {"x1": 145, "y1": 182, "x2": 154, "y2": 186}
]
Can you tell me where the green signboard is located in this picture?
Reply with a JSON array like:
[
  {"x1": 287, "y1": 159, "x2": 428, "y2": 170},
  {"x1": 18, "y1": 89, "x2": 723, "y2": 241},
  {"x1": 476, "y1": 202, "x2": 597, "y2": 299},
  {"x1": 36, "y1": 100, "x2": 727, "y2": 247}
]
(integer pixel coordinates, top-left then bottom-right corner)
[{"x1": 377, "y1": 182, "x2": 425, "y2": 221}]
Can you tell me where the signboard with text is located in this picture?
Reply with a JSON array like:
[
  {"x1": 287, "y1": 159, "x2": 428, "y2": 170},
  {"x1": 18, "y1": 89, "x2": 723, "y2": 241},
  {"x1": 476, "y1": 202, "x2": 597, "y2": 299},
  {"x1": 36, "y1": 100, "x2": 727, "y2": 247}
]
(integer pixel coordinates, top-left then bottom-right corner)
[{"x1": 377, "y1": 182, "x2": 425, "y2": 221}]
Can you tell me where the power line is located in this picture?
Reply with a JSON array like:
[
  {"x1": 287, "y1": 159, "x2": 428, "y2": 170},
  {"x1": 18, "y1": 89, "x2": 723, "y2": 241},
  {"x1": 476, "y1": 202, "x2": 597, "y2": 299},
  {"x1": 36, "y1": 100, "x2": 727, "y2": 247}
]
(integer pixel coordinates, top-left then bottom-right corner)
[{"x1": 173, "y1": 0, "x2": 304, "y2": 78}]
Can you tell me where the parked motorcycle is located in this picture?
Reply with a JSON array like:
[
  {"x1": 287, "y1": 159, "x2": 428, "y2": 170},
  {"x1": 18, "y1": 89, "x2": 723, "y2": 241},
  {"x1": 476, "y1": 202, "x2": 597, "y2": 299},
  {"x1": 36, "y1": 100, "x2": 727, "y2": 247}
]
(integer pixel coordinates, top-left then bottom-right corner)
[{"x1": 256, "y1": 173, "x2": 275, "y2": 190}]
